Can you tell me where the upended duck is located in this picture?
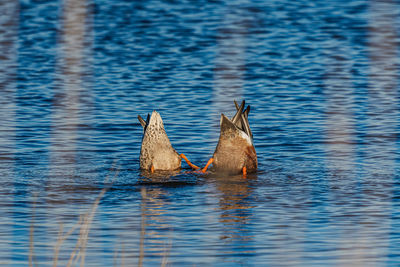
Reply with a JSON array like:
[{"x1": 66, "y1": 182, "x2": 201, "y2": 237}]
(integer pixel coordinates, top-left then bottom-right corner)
[
  {"x1": 201, "y1": 100, "x2": 257, "y2": 175},
  {"x1": 138, "y1": 111, "x2": 198, "y2": 172}
]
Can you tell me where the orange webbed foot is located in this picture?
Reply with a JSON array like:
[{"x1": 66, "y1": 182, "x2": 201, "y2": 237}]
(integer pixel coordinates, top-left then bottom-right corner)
[
  {"x1": 242, "y1": 166, "x2": 247, "y2": 178},
  {"x1": 201, "y1": 158, "x2": 214, "y2": 173},
  {"x1": 180, "y1": 154, "x2": 200, "y2": 170},
  {"x1": 151, "y1": 165, "x2": 155, "y2": 173}
]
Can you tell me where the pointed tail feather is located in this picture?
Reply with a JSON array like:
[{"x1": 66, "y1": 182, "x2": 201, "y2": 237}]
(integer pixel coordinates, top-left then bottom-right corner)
[
  {"x1": 138, "y1": 115, "x2": 147, "y2": 128},
  {"x1": 232, "y1": 100, "x2": 245, "y2": 126},
  {"x1": 244, "y1": 105, "x2": 250, "y2": 118},
  {"x1": 242, "y1": 105, "x2": 252, "y2": 138},
  {"x1": 231, "y1": 100, "x2": 253, "y2": 139},
  {"x1": 241, "y1": 113, "x2": 252, "y2": 139}
]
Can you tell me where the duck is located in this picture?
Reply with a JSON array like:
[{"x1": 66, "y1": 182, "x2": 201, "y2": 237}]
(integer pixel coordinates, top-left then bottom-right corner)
[
  {"x1": 138, "y1": 110, "x2": 199, "y2": 173},
  {"x1": 201, "y1": 100, "x2": 257, "y2": 176}
]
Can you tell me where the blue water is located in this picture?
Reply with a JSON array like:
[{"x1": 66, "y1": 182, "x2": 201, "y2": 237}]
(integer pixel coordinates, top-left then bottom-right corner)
[{"x1": 1, "y1": 0, "x2": 400, "y2": 265}]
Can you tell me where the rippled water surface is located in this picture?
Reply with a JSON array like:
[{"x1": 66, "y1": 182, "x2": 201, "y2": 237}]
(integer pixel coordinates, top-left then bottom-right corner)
[{"x1": 1, "y1": 0, "x2": 400, "y2": 266}]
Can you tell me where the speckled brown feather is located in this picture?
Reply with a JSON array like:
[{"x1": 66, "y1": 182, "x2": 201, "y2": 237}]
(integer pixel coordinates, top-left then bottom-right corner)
[{"x1": 138, "y1": 111, "x2": 181, "y2": 171}]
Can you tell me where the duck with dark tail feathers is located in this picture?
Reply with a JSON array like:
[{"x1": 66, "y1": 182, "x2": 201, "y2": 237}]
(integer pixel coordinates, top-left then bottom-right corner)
[{"x1": 201, "y1": 100, "x2": 257, "y2": 176}]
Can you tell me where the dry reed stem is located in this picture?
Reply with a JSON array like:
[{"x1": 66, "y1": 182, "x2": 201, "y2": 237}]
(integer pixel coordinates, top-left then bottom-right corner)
[
  {"x1": 138, "y1": 187, "x2": 147, "y2": 267},
  {"x1": 113, "y1": 246, "x2": 119, "y2": 267},
  {"x1": 29, "y1": 195, "x2": 38, "y2": 267},
  {"x1": 161, "y1": 238, "x2": 172, "y2": 267},
  {"x1": 139, "y1": 187, "x2": 173, "y2": 267},
  {"x1": 120, "y1": 243, "x2": 125, "y2": 267},
  {"x1": 53, "y1": 216, "x2": 83, "y2": 267},
  {"x1": 113, "y1": 243, "x2": 125, "y2": 267},
  {"x1": 51, "y1": 162, "x2": 119, "y2": 267},
  {"x1": 66, "y1": 219, "x2": 83, "y2": 267},
  {"x1": 77, "y1": 166, "x2": 119, "y2": 266}
]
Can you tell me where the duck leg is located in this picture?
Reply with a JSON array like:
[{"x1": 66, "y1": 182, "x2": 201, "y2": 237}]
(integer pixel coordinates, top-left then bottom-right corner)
[
  {"x1": 180, "y1": 154, "x2": 200, "y2": 170},
  {"x1": 151, "y1": 165, "x2": 155, "y2": 173},
  {"x1": 201, "y1": 158, "x2": 214, "y2": 173},
  {"x1": 242, "y1": 166, "x2": 247, "y2": 178}
]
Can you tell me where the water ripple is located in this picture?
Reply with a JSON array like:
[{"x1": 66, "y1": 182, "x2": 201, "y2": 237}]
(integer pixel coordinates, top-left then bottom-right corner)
[{"x1": 1, "y1": 0, "x2": 400, "y2": 265}]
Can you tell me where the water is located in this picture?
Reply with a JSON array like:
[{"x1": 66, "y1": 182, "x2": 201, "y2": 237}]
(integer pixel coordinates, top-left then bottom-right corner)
[{"x1": 1, "y1": 0, "x2": 400, "y2": 265}]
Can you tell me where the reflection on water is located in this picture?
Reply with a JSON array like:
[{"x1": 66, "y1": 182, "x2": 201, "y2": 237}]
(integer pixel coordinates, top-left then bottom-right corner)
[
  {"x1": 139, "y1": 187, "x2": 172, "y2": 266},
  {"x1": 213, "y1": 175, "x2": 256, "y2": 265},
  {"x1": 1, "y1": 0, "x2": 400, "y2": 265}
]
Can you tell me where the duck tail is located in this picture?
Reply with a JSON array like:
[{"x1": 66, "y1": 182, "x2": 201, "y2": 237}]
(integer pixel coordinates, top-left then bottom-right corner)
[{"x1": 231, "y1": 100, "x2": 252, "y2": 139}]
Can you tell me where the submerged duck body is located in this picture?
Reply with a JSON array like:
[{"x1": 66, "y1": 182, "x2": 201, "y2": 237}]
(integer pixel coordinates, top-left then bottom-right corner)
[
  {"x1": 138, "y1": 111, "x2": 181, "y2": 171},
  {"x1": 212, "y1": 100, "x2": 257, "y2": 174}
]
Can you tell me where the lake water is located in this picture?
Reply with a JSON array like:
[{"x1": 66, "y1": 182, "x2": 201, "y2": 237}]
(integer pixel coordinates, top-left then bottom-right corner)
[{"x1": 1, "y1": 0, "x2": 400, "y2": 266}]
